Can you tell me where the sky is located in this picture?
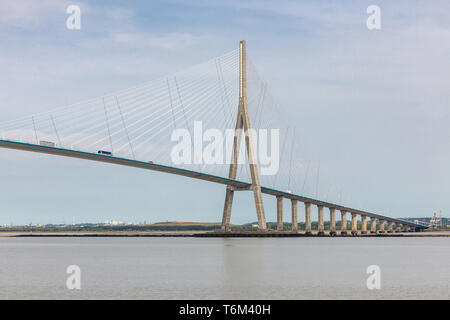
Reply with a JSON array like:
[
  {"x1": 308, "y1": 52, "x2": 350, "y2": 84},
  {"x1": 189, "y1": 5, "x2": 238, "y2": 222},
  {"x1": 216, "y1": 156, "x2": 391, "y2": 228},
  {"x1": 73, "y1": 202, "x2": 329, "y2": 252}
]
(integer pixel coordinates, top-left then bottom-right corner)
[{"x1": 0, "y1": 0, "x2": 449, "y2": 225}]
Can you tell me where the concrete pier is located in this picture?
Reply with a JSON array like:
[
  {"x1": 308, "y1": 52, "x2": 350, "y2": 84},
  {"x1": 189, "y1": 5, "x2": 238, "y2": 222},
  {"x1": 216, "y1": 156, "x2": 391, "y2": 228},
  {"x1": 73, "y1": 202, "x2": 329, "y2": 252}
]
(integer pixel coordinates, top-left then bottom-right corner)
[
  {"x1": 370, "y1": 217, "x2": 377, "y2": 234},
  {"x1": 277, "y1": 196, "x2": 283, "y2": 231},
  {"x1": 305, "y1": 202, "x2": 312, "y2": 235},
  {"x1": 388, "y1": 221, "x2": 394, "y2": 233},
  {"x1": 361, "y1": 215, "x2": 367, "y2": 234},
  {"x1": 329, "y1": 208, "x2": 336, "y2": 236},
  {"x1": 351, "y1": 213, "x2": 358, "y2": 235},
  {"x1": 379, "y1": 220, "x2": 385, "y2": 233},
  {"x1": 318, "y1": 205, "x2": 324, "y2": 236},
  {"x1": 340, "y1": 210, "x2": 347, "y2": 235},
  {"x1": 291, "y1": 199, "x2": 298, "y2": 232}
]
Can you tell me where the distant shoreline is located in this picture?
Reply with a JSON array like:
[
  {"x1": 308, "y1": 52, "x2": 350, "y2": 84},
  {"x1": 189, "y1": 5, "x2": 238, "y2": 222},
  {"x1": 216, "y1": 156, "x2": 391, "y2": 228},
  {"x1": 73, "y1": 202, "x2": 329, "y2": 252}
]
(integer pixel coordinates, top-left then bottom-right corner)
[{"x1": 1, "y1": 231, "x2": 449, "y2": 238}]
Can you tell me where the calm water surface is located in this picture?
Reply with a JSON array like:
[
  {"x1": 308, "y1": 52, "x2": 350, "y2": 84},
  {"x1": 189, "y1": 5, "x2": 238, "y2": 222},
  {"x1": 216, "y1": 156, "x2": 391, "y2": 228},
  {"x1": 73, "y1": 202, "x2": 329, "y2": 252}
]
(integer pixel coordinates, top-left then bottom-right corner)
[{"x1": 0, "y1": 237, "x2": 448, "y2": 299}]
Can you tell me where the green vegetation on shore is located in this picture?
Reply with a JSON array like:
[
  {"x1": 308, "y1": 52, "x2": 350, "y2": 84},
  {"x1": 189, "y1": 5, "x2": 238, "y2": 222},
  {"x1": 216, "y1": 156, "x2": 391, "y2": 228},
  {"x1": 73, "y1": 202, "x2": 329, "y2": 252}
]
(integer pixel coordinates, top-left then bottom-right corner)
[{"x1": 1, "y1": 221, "x2": 448, "y2": 233}]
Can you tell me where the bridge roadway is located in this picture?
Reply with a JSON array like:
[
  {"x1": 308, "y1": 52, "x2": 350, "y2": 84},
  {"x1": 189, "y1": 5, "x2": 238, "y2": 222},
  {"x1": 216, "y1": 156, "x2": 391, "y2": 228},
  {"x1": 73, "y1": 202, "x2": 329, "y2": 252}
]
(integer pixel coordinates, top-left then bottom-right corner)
[{"x1": 0, "y1": 139, "x2": 425, "y2": 231}]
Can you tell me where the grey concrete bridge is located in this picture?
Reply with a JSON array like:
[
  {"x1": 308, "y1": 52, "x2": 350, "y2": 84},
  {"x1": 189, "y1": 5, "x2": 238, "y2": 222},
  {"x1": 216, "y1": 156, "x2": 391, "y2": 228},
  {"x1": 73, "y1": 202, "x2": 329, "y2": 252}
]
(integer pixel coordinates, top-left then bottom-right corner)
[
  {"x1": 0, "y1": 139, "x2": 426, "y2": 234},
  {"x1": 0, "y1": 41, "x2": 427, "y2": 235}
]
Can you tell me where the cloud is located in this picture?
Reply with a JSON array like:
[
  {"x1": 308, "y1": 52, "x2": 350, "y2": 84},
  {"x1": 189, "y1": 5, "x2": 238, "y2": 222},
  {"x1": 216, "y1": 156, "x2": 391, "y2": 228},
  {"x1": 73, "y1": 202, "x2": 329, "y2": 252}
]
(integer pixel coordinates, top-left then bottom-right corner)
[
  {"x1": 109, "y1": 32, "x2": 204, "y2": 49},
  {"x1": 0, "y1": 0, "x2": 69, "y2": 28},
  {"x1": 171, "y1": 0, "x2": 359, "y2": 26},
  {"x1": 0, "y1": 0, "x2": 135, "y2": 29}
]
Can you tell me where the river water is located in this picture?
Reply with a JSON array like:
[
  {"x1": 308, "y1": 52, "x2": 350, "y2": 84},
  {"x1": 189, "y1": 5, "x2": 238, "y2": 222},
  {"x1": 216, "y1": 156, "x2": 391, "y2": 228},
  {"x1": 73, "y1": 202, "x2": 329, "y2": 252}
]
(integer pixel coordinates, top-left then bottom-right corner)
[{"x1": 0, "y1": 237, "x2": 448, "y2": 299}]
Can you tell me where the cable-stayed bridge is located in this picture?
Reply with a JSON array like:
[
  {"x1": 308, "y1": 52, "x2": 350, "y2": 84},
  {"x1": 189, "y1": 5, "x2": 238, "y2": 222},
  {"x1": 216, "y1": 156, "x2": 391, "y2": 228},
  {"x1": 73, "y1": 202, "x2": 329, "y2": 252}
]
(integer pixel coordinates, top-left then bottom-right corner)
[{"x1": 0, "y1": 41, "x2": 426, "y2": 234}]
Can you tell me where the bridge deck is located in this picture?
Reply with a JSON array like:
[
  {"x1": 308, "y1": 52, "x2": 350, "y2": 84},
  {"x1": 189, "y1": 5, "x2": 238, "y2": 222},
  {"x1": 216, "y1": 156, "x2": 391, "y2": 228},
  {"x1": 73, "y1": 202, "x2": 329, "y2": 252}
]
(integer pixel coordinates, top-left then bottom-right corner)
[{"x1": 0, "y1": 139, "x2": 425, "y2": 229}]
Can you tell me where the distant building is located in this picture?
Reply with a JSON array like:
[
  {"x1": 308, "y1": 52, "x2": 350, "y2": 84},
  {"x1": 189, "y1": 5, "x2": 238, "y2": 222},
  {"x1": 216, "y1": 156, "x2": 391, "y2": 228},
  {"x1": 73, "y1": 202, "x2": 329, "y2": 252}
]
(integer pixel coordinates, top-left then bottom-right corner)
[
  {"x1": 403, "y1": 216, "x2": 448, "y2": 227},
  {"x1": 104, "y1": 220, "x2": 125, "y2": 226}
]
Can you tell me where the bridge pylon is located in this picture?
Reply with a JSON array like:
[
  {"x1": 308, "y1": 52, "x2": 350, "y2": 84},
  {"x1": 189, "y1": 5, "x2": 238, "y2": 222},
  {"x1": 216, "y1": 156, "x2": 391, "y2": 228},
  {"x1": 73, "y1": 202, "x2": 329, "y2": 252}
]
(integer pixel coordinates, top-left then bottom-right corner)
[{"x1": 221, "y1": 40, "x2": 267, "y2": 231}]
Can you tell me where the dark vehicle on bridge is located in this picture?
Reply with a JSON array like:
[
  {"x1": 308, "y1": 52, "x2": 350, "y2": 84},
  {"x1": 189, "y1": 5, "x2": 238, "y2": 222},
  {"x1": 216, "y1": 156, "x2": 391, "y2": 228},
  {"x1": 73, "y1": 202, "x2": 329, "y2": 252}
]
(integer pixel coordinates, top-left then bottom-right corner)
[{"x1": 98, "y1": 150, "x2": 112, "y2": 156}]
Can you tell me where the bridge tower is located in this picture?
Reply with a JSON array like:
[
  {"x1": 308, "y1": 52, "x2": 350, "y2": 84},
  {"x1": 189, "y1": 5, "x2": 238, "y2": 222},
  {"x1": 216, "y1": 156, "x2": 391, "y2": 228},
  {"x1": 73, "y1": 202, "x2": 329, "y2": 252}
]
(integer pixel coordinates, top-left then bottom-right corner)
[{"x1": 221, "y1": 40, "x2": 267, "y2": 231}]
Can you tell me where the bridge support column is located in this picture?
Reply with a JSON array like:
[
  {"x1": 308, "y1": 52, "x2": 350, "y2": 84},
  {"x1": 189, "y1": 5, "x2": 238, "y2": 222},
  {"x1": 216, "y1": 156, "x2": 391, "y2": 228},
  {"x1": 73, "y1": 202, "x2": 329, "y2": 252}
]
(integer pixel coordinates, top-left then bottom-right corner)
[
  {"x1": 370, "y1": 217, "x2": 377, "y2": 234},
  {"x1": 329, "y1": 208, "x2": 336, "y2": 236},
  {"x1": 221, "y1": 40, "x2": 267, "y2": 232},
  {"x1": 221, "y1": 186, "x2": 234, "y2": 231},
  {"x1": 291, "y1": 199, "x2": 298, "y2": 232},
  {"x1": 340, "y1": 210, "x2": 347, "y2": 235},
  {"x1": 305, "y1": 202, "x2": 312, "y2": 235},
  {"x1": 379, "y1": 220, "x2": 385, "y2": 233},
  {"x1": 277, "y1": 196, "x2": 283, "y2": 231},
  {"x1": 351, "y1": 213, "x2": 358, "y2": 235},
  {"x1": 317, "y1": 205, "x2": 324, "y2": 236},
  {"x1": 387, "y1": 222, "x2": 394, "y2": 233},
  {"x1": 396, "y1": 224, "x2": 403, "y2": 233},
  {"x1": 361, "y1": 215, "x2": 367, "y2": 234}
]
